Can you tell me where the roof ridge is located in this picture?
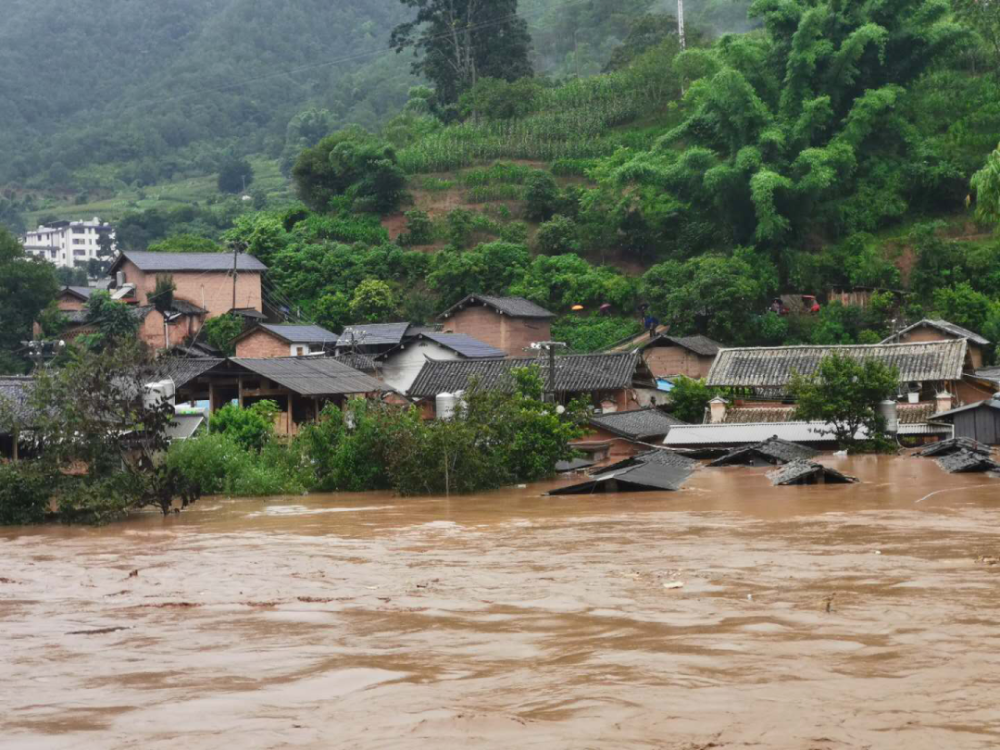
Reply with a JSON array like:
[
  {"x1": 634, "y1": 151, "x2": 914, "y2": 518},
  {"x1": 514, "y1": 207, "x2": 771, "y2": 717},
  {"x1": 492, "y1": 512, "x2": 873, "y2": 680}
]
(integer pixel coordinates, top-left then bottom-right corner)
[{"x1": 715, "y1": 339, "x2": 965, "y2": 353}]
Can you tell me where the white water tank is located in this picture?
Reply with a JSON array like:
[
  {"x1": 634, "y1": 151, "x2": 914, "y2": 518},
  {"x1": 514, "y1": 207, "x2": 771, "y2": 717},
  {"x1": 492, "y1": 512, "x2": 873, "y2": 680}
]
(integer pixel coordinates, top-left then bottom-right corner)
[
  {"x1": 878, "y1": 400, "x2": 898, "y2": 434},
  {"x1": 436, "y1": 392, "x2": 458, "y2": 421},
  {"x1": 143, "y1": 379, "x2": 176, "y2": 410}
]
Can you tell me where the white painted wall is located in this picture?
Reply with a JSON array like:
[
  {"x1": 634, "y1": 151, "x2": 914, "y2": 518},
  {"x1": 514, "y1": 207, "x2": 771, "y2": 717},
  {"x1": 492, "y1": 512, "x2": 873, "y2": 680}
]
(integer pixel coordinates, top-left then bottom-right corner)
[
  {"x1": 21, "y1": 217, "x2": 117, "y2": 270},
  {"x1": 381, "y1": 341, "x2": 462, "y2": 395}
]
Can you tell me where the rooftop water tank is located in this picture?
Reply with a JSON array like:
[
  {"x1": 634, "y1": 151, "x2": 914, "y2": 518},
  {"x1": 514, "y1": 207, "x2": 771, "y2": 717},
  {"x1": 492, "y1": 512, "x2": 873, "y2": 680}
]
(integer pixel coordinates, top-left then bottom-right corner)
[
  {"x1": 878, "y1": 400, "x2": 898, "y2": 434},
  {"x1": 436, "y1": 392, "x2": 458, "y2": 421}
]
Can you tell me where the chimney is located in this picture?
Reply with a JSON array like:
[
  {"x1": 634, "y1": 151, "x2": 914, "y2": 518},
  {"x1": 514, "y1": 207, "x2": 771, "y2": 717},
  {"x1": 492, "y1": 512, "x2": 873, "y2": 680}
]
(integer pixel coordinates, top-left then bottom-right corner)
[
  {"x1": 708, "y1": 396, "x2": 728, "y2": 424},
  {"x1": 935, "y1": 391, "x2": 953, "y2": 414}
]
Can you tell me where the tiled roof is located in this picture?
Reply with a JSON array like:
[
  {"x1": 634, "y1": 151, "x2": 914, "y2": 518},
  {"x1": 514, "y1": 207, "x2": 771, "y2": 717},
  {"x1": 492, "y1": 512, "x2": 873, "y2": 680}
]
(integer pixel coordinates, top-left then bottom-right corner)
[
  {"x1": 706, "y1": 340, "x2": 967, "y2": 390},
  {"x1": 767, "y1": 460, "x2": 857, "y2": 485},
  {"x1": 338, "y1": 322, "x2": 411, "y2": 348},
  {"x1": 417, "y1": 332, "x2": 507, "y2": 359},
  {"x1": 331, "y1": 353, "x2": 378, "y2": 374},
  {"x1": 641, "y1": 334, "x2": 722, "y2": 357},
  {"x1": 589, "y1": 408, "x2": 686, "y2": 441},
  {"x1": 708, "y1": 436, "x2": 819, "y2": 466},
  {"x1": 882, "y1": 319, "x2": 990, "y2": 347},
  {"x1": 171, "y1": 299, "x2": 208, "y2": 315},
  {"x1": 723, "y1": 402, "x2": 937, "y2": 425},
  {"x1": 408, "y1": 352, "x2": 645, "y2": 399},
  {"x1": 155, "y1": 358, "x2": 226, "y2": 390},
  {"x1": 915, "y1": 437, "x2": 992, "y2": 458},
  {"x1": 933, "y1": 396, "x2": 1000, "y2": 420},
  {"x1": 231, "y1": 357, "x2": 384, "y2": 396},
  {"x1": 937, "y1": 450, "x2": 1000, "y2": 474},
  {"x1": 550, "y1": 450, "x2": 695, "y2": 494},
  {"x1": 440, "y1": 294, "x2": 555, "y2": 320},
  {"x1": 258, "y1": 324, "x2": 339, "y2": 345},
  {"x1": 112, "y1": 251, "x2": 267, "y2": 273},
  {"x1": 664, "y1": 422, "x2": 862, "y2": 447},
  {"x1": 0, "y1": 376, "x2": 37, "y2": 428},
  {"x1": 61, "y1": 285, "x2": 93, "y2": 300}
]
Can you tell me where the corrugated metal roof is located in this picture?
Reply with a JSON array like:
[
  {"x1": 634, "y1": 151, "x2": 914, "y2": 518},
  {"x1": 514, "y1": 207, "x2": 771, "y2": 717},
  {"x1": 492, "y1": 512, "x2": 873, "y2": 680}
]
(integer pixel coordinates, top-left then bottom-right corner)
[
  {"x1": 882, "y1": 319, "x2": 990, "y2": 346},
  {"x1": 933, "y1": 397, "x2": 1000, "y2": 420},
  {"x1": 231, "y1": 357, "x2": 384, "y2": 396},
  {"x1": 589, "y1": 408, "x2": 685, "y2": 440},
  {"x1": 338, "y1": 322, "x2": 411, "y2": 348},
  {"x1": 665, "y1": 422, "x2": 860, "y2": 447},
  {"x1": 114, "y1": 251, "x2": 267, "y2": 273},
  {"x1": 440, "y1": 294, "x2": 555, "y2": 319},
  {"x1": 259, "y1": 324, "x2": 339, "y2": 345},
  {"x1": 417, "y1": 332, "x2": 507, "y2": 359},
  {"x1": 640, "y1": 334, "x2": 722, "y2": 357},
  {"x1": 707, "y1": 340, "x2": 967, "y2": 390},
  {"x1": 409, "y1": 352, "x2": 645, "y2": 399}
]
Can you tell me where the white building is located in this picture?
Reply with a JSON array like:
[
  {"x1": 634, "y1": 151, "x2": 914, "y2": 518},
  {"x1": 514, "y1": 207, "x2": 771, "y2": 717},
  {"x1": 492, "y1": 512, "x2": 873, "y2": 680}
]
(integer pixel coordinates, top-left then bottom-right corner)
[
  {"x1": 377, "y1": 332, "x2": 507, "y2": 395},
  {"x1": 21, "y1": 217, "x2": 116, "y2": 270}
]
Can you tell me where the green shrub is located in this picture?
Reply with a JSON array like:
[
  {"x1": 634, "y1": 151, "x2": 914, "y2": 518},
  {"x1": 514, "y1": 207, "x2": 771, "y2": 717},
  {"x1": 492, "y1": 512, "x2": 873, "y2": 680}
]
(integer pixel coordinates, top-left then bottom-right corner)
[
  {"x1": 210, "y1": 401, "x2": 279, "y2": 453},
  {"x1": 0, "y1": 462, "x2": 57, "y2": 525}
]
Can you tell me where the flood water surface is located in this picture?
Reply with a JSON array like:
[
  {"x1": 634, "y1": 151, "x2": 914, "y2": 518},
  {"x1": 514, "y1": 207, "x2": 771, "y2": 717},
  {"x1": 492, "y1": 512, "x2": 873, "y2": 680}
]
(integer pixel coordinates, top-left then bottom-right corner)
[{"x1": 3, "y1": 456, "x2": 1000, "y2": 749}]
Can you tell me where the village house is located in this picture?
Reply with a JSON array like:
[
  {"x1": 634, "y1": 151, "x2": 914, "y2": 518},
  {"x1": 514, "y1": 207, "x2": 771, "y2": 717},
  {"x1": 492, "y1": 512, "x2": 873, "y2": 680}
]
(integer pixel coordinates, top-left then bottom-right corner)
[
  {"x1": 881, "y1": 319, "x2": 991, "y2": 371},
  {"x1": 335, "y1": 322, "x2": 414, "y2": 357},
  {"x1": 636, "y1": 334, "x2": 722, "y2": 380},
  {"x1": 377, "y1": 332, "x2": 506, "y2": 394},
  {"x1": 439, "y1": 295, "x2": 555, "y2": 356},
  {"x1": 931, "y1": 396, "x2": 1000, "y2": 445},
  {"x1": 407, "y1": 352, "x2": 656, "y2": 418},
  {"x1": 163, "y1": 356, "x2": 385, "y2": 437},
  {"x1": 233, "y1": 324, "x2": 339, "y2": 358},
  {"x1": 581, "y1": 408, "x2": 686, "y2": 460}
]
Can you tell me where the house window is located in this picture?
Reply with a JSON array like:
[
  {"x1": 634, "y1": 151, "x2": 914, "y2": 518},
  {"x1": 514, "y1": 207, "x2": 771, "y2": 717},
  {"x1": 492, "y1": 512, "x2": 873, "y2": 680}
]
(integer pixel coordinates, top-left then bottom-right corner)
[{"x1": 291, "y1": 345, "x2": 309, "y2": 356}]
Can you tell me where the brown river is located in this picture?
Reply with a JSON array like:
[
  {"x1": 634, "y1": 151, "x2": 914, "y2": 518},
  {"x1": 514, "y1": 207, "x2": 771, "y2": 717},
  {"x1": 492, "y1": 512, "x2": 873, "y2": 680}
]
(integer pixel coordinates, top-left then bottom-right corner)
[{"x1": 2, "y1": 455, "x2": 1000, "y2": 749}]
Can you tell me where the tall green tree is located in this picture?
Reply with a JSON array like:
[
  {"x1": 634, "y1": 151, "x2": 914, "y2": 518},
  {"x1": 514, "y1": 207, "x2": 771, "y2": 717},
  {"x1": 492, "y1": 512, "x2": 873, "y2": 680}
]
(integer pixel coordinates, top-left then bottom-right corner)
[
  {"x1": 0, "y1": 228, "x2": 59, "y2": 371},
  {"x1": 391, "y1": 0, "x2": 533, "y2": 105}
]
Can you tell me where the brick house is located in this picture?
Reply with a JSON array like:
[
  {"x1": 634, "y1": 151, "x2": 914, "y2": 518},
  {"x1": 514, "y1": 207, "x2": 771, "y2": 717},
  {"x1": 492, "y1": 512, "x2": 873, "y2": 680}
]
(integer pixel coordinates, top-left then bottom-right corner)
[
  {"x1": 581, "y1": 408, "x2": 686, "y2": 460},
  {"x1": 881, "y1": 319, "x2": 990, "y2": 370},
  {"x1": 108, "y1": 251, "x2": 265, "y2": 323},
  {"x1": 233, "y1": 324, "x2": 339, "y2": 358},
  {"x1": 55, "y1": 286, "x2": 93, "y2": 313},
  {"x1": 637, "y1": 334, "x2": 722, "y2": 380},
  {"x1": 439, "y1": 295, "x2": 555, "y2": 356},
  {"x1": 376, "y1": 332, "x2": 506, "y2": 394}
]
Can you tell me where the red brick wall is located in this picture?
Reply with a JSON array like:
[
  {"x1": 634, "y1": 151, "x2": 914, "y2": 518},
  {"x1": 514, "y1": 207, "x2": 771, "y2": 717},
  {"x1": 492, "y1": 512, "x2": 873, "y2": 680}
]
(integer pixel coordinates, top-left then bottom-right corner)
[
  {"x1": 443, "y1": 305, "x2": 551, "y2": 356},
  {"x1": 122, "y1": 259, "x2": 262, "y2": 320},
  {"x1": 235, "y1": 329, "x2": 291, "y2": 359},
  {"x1": 56, "y1": 294, "x2": 85, "y2": 312}
]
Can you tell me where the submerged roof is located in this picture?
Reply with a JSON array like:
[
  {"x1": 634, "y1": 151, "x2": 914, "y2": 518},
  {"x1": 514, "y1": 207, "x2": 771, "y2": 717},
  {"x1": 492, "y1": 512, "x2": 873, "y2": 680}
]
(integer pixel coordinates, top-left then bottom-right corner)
[
  {"x1": 412, "y1": 332, "x2": 507, "y2": 359},
  {"x1": 882, "y1": 319, "x2": 990, "y2": 347},
  {"x1": 767, "y1": 460, "x2": 858, "y2": 485},
  {"x1": 640, "y1": 334, "x2": 722, "y2": 357},
  {"x1": 440, "y1": 294, "x2": 555, "y2": 320},
  {"x1": 915, "y1": 437, "x2": 992, "y2": 458},
  {"x1": 409, "y1": 352, "x2": 646, "y2": 398},
  {"x1": 937, "y1": 450, "x2": 1000, "y2": 474},
  {"x1": 338, "y1": 322, "x2": 411, "y2": 348},
  {"x1": 111, "y1": 250, "x2": 267, "y2": 273},
  {"x1": 589, "y1": 408, "x2": 685, "y2": 441},
  {"x1": 230, "y1": 357, "x2": 384, "y2": 396},
  {"x1": 254, "y1": 324, "x2": 339, "y2": 346},
  {"x1": 549, "y1": 450, "x2": 695, "y2": 494},
  {"x1": 708, "y1": 436, "x2": 819, "y2": 466},
  {"x1": 706, "y1": 340, "x2": 967, "y2": 389}
]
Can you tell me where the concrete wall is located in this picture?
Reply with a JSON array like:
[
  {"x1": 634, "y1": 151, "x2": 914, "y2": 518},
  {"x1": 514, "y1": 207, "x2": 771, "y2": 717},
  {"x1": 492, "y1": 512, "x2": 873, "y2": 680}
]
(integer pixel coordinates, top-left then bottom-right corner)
[
  {"x1": 235, "y1": 329, "x2": 297, "y2": 359},
  {"x1": 122, "y1": 260, "x2": 262, "y2": 320},
  {"x1": 444, "y1": 306, "x2": 550, "y2": 356},
  {"x1": 381, "y1": 340, "x2": 461, "y2": 394},
  {"x1": 643, "y1": 345, "x2": 715, "y2": 379}
]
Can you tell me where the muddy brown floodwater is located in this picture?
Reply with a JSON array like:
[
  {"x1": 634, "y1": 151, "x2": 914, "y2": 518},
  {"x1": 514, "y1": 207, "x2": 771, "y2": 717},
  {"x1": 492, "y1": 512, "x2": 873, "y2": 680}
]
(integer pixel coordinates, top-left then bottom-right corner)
[{"x1": 2, "y1": 455, "x2": 1000, "y2": 749}]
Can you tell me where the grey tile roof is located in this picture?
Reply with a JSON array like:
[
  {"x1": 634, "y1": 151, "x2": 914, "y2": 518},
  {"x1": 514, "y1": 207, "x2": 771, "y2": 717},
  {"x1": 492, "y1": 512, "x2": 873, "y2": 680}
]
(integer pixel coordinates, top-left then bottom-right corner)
[
  {"x1": 415, "y1": 332, "x2": 507, "y2": 359},
  {"x1": 331, "y1": 353, "x2": 378, "y2": 374},
  {"x1": 440, "y1": 294, "x2": 555, "y2": 319},
  {"x1": 641, "y1": 334, "x2": 723, "y2": 357},
  {"x1": 0, "y1": 376, "x2": 37, "y2": 428},
  {"x1": 550, "y1": 450, "x2": 695, "y2": 494},
  {"x1": 882, "y1": 319, "x2": 990, "y2": 346},
  {"x1": 155, "y1": 358, "x2": 226, "y2": 390},
  {"x1": 709, "y1": 437, "x2": 819, "y2": 467},
  {"x1": 113, "y1": 251, "x2": 267, "y2": 273},
  {"x1": 932, "y1": 396, "x2": 1000, "y2": 420},
  {"x1": 171, "y1": 299, "x2": 208, "y2": 315},
  {"x1": 767, "y1": 460, "x2": 858, "y2": 485},
  {"x1": 258, "y1": 324, "x2": 339, "y2": 345},
  {"x1": 915, "y1": 437, "x2": 992, "y2": 458},
  {"x1": 231, "y1": 357, "x2": 384, "y2": 397},
  {"x1": 722, "y1": 402, "x2": 937, "y2": 425},
  {"x1": 597, "y1": 448, "x2": 698, "y2": 474},
  {"x1": 707, "y1": 340, "x2": 968, "y2": 391},
  {"x1": 408, "y1": 352, "x2": 645, "y2": 399},
  {"x1": 937, "y1": 450, "x2": 1000, "y2": 474},
  {"x1": 61, "y1": 285, "x2": 94, "y2": 300},
  {"x1": 589, "y1": 408, "x2": 686, "y2": 441},
  {"x1": 338, "y1": 322, "x2": 411, "y2": 348}
]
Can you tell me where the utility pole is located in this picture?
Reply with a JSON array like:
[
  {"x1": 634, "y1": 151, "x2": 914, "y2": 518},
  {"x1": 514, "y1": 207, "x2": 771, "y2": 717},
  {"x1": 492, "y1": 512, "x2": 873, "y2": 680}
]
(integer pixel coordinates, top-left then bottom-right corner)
[
  {"x1": 231, "y1": 241, "x2": 240, "y2": 312},
  {"x1": 677, "y1": 0, "x2": 686, "y2": 50},
  {"x1": 537, "y1": 341, "x2": 568, "y2": 403}
]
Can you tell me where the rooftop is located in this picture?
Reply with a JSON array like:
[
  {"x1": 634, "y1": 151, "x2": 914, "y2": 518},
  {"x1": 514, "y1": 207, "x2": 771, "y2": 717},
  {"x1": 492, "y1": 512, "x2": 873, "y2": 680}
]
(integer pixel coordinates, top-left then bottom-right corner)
[
  {"x1": 409, "y1": 352, "x2": 647, "y2": 399},
  {"x1": 338, "y1": 322, "x2": 411, "y2": 348},
  {"x1": 60, "y1": 286, "x2": 94, "y2": 300},
  {"x1": 708, "y1": 436, "x2": 819, "y2": 466},
  {"x1": 230, "y1": 357, "x2": 384, "y2": 397},
  {"x1": 937, "y1": 450, "x2": 1000, "y2": 474},
  {"x1": 882, "y1": 319, "x2": 990, "y2": 347},
  {"x1": 550, "y1": 450, "x2": 696, "y2": 494},
  {"x1": 253, "y1": 324, "x2": 339, "y2": 346},
  {"x1": 589, "y1": 408, "x2": 686, "y2": 441},
  {"x1": 767, "y1": 460, "x2": 858, "y2": 485},
  {"x1": 664, "y1": 422, "x2": 863, "y2": 447},
  {"x1": 440, "y1": 294, "x2": 555, "y2": 320},
  {"x1": 412, "y1": 332, "x2": 507, "y2": 359},
  {"x1": 639, "y1": 334, "x2": 723, "y2": 357},
  {"x1": 706, "y1": 340, "x2": 967, "y2": 391},
  {"x1": 933, "y1": 396, "x2": 1000, "y2": 420},
  {"x1": 111, "y1": 251, "x2": 267, "y2": 274}
]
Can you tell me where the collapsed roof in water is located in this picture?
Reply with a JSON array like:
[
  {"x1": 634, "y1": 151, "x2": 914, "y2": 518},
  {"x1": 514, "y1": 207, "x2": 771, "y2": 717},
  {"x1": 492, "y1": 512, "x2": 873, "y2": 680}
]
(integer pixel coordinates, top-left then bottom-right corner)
[
  {"x1": 936, "y1": 450, "x2": 1000, "y2": 474},
  {"x1": 708, "y1": 436, "x2": 819, "y2": 467},
  {"x1": 915, "y1": 437, "x2": 991, "y2": 458},
  {"x1": 767, "y1": 460, "x2": 858, "y2": 486},
  {"x1": 548, "y1": 450, "x2": 696, "y2": 495}
]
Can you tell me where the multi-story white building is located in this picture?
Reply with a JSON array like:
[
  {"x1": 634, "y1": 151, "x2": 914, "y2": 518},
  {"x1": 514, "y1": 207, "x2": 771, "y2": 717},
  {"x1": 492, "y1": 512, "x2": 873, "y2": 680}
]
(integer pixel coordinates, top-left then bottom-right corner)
[{"x1": 21, "y1": 217, "x2": 117, "y2": 270}]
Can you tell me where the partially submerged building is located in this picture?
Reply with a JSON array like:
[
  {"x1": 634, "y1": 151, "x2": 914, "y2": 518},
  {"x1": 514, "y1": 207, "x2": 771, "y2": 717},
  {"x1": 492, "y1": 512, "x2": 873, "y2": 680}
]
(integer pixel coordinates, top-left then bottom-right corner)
[
  {"x1": 548, "y1": 450, "x2": 696, "y2": 495},
  {"x1": 439, "y1": 295, "x2": 555, "y2": 356},
  {"x1": 708, "y1": 436, "x2": 819, "y2": 467},
  {"x1": 582, "y1": 408, "x2": 686, "y2": 460},
  {"x1": 767, "y1": 460, "x2": 858, "y2": 485},
  {"x1": 936, "y1": 450, "x2": 1000, "y2": 474},
  {"x1": 931, "y1": 397, "x2": 1000, "y2": 445},
  {"x1": 914, "y1": 437, "x2": 992, "y2": 458},
  {"x1": 377, "y1": 332, "x2": 506, "y2": 395},
  {"x1": 233, "y1": 324, "x2": 339, "y2": 358}
]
